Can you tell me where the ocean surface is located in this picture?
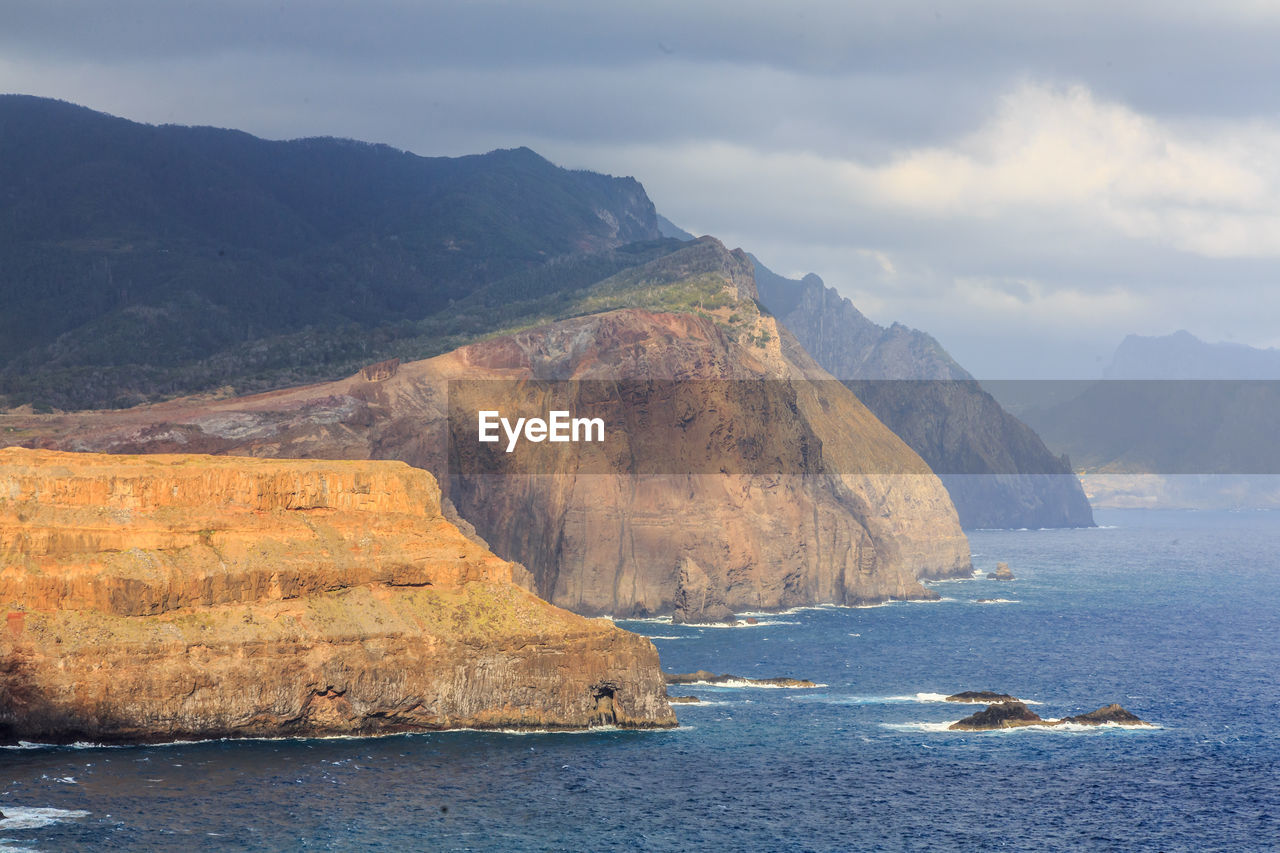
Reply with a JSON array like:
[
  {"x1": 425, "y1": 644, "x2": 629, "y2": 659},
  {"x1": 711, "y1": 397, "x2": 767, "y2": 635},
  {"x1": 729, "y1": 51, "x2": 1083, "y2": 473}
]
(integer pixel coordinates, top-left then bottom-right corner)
[{"x1": 4, "y1": 509, "x2": 1279, "y2": 851}]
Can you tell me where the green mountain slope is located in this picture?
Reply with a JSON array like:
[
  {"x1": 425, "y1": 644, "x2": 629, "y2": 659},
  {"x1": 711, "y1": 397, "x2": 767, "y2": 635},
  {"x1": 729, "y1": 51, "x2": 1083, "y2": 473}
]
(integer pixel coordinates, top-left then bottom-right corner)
[{"x1": 0, "y1": 95, "x2": 661, "y2": 408}]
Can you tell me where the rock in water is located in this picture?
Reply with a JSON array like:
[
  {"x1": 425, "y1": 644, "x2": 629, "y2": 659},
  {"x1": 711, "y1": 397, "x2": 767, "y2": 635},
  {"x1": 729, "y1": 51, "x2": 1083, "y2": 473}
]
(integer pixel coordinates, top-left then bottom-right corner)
[
  {"x1": 945, "y1": 691, "x2": 1019, "y2": 704},
  {"x1": 949, "y1": 701, "x2": 1045, "y2": 730},
  {"x1": 667, "y1": 695, "x2": 701, "y2": 704},
  {"x1": 1062, "y1": 704, "x2": 1147, "y2": 726},
  {"x1": 0, "y1": 448, "x2": 675, "y2": 745},
  {"x1": 949, "y1": 700, "x2": 1149, "y2": 730},
  {"x1": 987, "y1": 562, "x2": 1015, "y2": 581},
  {"x1": 672, "y1": 557, "x2": 736, "y2": 624}
]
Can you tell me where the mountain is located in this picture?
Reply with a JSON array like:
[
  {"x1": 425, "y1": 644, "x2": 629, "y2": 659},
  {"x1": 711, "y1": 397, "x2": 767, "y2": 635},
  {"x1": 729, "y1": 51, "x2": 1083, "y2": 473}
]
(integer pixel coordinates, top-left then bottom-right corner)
[
  {"x1": 656, "y1": 215, "x2": 696, "y2": 240},
  {"x1": 2, "y1": 238, "x2": 973, "y2": 617},
  {"x1": 753, "y1": 260, "x2": 1094, "y2": 529},
  {"x1": 0, "y1": 448, "x2": 674, "y2": 744},
  {"x1": 0, "y1": 95, "x2": 664, "y2": 409},
  {"x1": 1006, "y1": 331, "x2": 1280, "y2": 508},
  {"x1": 1105, "y1": 330, "x2": 1280, "y2": 379}
]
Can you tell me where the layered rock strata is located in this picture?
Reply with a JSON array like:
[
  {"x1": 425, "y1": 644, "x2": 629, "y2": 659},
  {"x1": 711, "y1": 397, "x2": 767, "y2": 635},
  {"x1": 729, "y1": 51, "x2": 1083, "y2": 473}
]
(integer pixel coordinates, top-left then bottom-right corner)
[{"x1": 0, "y1": 448, "x2": 674, "y2": 744}]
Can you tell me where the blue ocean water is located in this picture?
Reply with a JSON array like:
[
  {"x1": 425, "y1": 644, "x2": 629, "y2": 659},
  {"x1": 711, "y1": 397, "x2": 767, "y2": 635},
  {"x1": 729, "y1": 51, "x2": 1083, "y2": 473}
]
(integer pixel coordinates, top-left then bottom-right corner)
[{"x1": 4, "y1": 509, "x2": 1279, "y2": 851}]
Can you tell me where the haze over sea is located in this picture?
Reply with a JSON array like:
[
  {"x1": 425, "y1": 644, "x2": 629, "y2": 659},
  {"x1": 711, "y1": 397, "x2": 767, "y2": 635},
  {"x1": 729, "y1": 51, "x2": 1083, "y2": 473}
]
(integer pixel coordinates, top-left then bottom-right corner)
[{"x1": 3, "y1": 509, "x2": 1277, "y2": 851}]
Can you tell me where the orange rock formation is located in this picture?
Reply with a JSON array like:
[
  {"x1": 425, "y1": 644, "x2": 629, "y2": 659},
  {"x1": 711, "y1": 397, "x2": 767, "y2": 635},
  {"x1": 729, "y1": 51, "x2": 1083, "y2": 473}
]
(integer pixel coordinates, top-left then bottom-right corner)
[{"x1": 0, "y1": 448, "x2": 674, "y2": 744}]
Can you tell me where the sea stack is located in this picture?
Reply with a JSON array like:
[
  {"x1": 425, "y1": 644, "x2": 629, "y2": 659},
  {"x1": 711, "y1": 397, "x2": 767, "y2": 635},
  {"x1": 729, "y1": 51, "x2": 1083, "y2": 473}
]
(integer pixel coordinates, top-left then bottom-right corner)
[
  {"x1": 987, "y1": 562, "x2": 1015, "y2": 581},
  {"x1": 0, "y1": 448, "x2": 675, "y2": 744}
]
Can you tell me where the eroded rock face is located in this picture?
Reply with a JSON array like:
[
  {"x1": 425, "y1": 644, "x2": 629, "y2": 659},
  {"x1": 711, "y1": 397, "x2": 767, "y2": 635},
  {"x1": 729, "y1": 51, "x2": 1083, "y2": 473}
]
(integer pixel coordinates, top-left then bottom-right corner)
[
  {"x1": 0, "y1": 240, "x2": 972, "y2": 618},
  {"x1": 0, "y1": 448, "x2": 675, "y2": 744},
  {"x1": 672, "y1": 557, "x2": 735, "y2": 625}
]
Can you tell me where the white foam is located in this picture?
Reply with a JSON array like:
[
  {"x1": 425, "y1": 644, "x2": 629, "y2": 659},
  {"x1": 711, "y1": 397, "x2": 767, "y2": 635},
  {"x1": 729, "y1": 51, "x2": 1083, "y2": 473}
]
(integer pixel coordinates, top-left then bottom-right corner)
[
  {"x1": 881, "y1": 721, "x2": 957, "y2": 733},
  {"x1": 695, "y1": 620, "x2": 800, "y2": 629},
  {"x1": 882, "y1": 720, "x2": 1159, "y2": 734},
  {"x1": 432, "y1": 724, "x2": 695, "y2": 736},
  {"x1": 737, "y1": 604, "x2": 841, "y2": 617},
  {"x1": 973, "y1": 598, "x2": 1019, "y2": 604},
  {"x1": 793, "y1": 692, "x2": 1043, "y2": 706},
  {"x1": 913, "y1": 692, "x2": 951, "y2": 702},
  {"x1": 641, "y1": 635, "x2": 686, "y2": 640},
  {"x1": 674, "y1": 679, "x2": 826, "y2": 689},
  {"x1": 0, "y1": 806, "x2": 90, "y2": 830}
]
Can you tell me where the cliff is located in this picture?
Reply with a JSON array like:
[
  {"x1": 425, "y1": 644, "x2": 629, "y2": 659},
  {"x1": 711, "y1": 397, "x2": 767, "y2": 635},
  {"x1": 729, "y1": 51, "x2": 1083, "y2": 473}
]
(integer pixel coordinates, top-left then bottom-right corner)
[
  {"x1": 1, "y1": 239, "x2": 971, "y2": 617},
  {"x1": 753, "y1": 259, "x2": 1094, "y2": 529},
  {"x1": 0, "y1": 448, "x2": 675, "y2": 744}
]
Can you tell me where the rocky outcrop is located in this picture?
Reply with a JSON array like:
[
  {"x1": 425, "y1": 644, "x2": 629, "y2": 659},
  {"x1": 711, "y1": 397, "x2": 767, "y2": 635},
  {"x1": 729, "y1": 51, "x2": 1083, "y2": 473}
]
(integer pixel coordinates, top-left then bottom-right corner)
[
  {"x1": 949, "y1": 701, "x2": 1148, "y2": 730},
  {"x1": 987, "y1": 562, "x2": 1015, "y2": 581},
  {"x1": 753, "y1": 259, "x2": 1094, "y2": 530},
  {"x1": 664, "y1": 671, "x2": 819, "y2": 688},
  {"x1": 945, "y1": 691, "x2": 1019, "y2": 704},
  {"x1": 0, "y1": 448, "x2": 675, "y2": 744},
  {"x1": 948, "y1": 701, "x2": 1046, "y2": 730},
  {"x1": 1062, "y1": 704, "x2": 1147, "y2": 726},
  {"x1": 359, "y1": 358, "x2": 400, "y2": 382},
  {"x1": 1, "y1": 239, "x2": 972, "y2": 618},
  {"x1": 672, "y1": 557, "x2": 735, "y2": 625}
]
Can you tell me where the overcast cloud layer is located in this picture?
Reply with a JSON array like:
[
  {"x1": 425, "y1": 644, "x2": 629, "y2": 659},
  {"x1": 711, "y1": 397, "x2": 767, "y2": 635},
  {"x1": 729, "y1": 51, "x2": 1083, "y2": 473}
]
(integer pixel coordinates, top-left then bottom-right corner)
[{"x1": 4, "y1": 0, "x2": 1279, "y2": 376}]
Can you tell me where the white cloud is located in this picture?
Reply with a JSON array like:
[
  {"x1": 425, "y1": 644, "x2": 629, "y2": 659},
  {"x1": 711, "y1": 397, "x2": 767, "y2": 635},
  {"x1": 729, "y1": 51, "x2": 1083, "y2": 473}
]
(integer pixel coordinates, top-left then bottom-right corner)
[{"x1": 860, "y1": 83, "x2": 1280, "y2": 257}]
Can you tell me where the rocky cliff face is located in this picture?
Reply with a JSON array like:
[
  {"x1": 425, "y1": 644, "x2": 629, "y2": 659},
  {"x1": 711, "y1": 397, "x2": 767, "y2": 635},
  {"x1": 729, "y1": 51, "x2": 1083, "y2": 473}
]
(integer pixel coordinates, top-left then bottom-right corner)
[
  {"x1": 1, "y1": 240, "x2": 971, "y2": 618},
  {"x1": 0, "y1": 448, "x2": 674, "y2": 744},
  {"x1": 754, "y1": 260, "x2": 1094, "y2": 530}
]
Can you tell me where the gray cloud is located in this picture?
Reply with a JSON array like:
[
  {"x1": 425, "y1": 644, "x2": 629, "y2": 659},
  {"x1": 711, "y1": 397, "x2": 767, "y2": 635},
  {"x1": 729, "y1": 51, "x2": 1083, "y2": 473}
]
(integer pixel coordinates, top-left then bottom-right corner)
[{"x1": 3, "y1": 1, "x2": 1279, "y2": 376}]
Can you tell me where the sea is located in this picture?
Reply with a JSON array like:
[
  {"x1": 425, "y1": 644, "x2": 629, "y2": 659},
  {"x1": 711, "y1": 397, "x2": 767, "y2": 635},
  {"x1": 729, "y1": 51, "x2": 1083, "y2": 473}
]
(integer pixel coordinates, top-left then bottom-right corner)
[{"x1": 3, "y1": 508, "x2": 1279, "y2": 851}]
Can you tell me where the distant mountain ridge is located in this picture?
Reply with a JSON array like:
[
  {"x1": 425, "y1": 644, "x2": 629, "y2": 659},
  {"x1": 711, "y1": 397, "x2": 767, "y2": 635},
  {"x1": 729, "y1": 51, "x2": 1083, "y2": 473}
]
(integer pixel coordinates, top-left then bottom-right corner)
[
  {"x1": 1010, "y1": 330, "x2": 1280, "y2": 508},
  {"x1": 0, "y1": 95, "x2": 662, "y2": 408},
  {"x1": 1106, "y1": 330, "x2": 1280, "y2": 379},
  {"x1": 752, "y1": 259, "x2": 1094, "y2": 529}
]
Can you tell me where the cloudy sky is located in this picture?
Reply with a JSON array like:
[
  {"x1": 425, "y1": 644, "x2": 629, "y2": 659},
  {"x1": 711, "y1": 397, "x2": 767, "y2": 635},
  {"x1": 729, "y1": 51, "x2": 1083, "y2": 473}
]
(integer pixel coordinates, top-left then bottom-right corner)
[{"x1": 4, "y1": 0, "x2": 1280, "y2": 376}]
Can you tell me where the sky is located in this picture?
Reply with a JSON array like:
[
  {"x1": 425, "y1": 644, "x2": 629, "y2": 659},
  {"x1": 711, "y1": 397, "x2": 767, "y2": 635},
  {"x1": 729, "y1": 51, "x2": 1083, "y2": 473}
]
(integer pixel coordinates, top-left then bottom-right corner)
[{"x1": 4, "y1": 0, "x2": 1280, "y2": 377}]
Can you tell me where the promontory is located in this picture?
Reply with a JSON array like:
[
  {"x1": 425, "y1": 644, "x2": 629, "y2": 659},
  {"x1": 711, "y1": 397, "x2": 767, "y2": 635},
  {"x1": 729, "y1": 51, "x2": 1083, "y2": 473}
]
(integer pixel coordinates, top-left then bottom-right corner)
[{"x1": 0, "y1": 448, "x2": 675, "y2": 744}]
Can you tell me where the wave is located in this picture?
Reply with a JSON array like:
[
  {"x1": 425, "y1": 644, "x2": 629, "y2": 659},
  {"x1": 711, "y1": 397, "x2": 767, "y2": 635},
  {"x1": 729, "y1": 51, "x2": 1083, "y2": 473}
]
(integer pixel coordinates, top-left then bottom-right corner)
[
  {"x1": 925, "y1": 570, "x2": 985, "y2": 583},
  {"x1": 882, "y1": 721, "x2": 1159, "y2": 734},
  {"x1": 695, "y1": 620, "x2": 800, "y2": 629},
  {"x1": 736, "y1": 604, "x2": 842, "y2": 617},
  {"x1": 4, "y1": 721, "x2": 686, "y2": 752},
  {"x1": 433, "y1": 725, "x2": 696, "y2": 736},
  {"x1": 791, "y1": 692, "x2": 1043, "y2": 706},
  {"x1": 607, "y1": 615, "x2": 673, "y2": 625},
  {"x1": 973, "y1": 598, "x2": 1019, "y2": 604},
  {"x1": 0, "y1": 806, "x2": 91, "y2": 831},
  {"x1": 676, "y1": 679, "x2": 827, "y2": 689}
]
